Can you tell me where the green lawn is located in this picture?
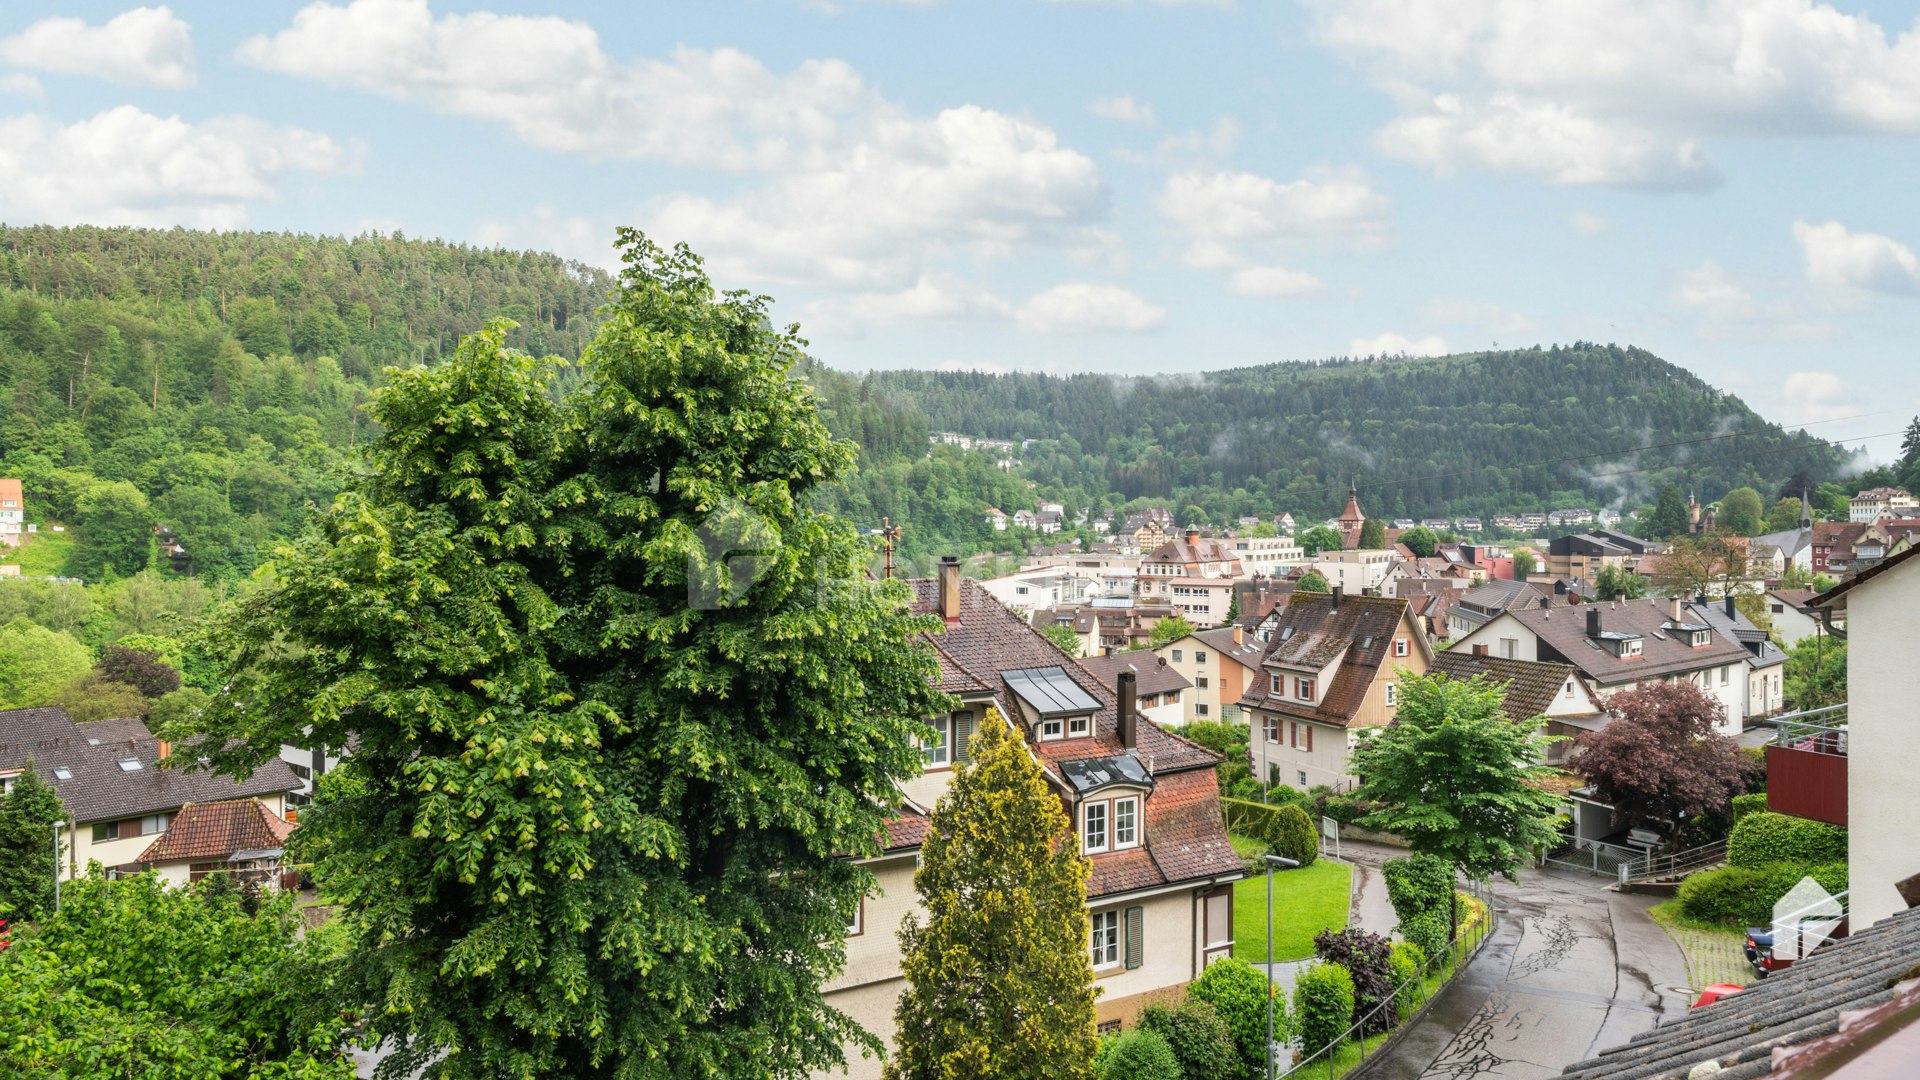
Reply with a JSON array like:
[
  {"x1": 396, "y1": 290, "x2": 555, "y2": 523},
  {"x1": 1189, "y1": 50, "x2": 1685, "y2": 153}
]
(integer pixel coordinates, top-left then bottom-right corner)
[
  {"x1": 1233, "y1": 857, "x2": 1353, "y2": 963},
  {"x1": 0, "y1": 532, "x2": 72, "y2": 577}
]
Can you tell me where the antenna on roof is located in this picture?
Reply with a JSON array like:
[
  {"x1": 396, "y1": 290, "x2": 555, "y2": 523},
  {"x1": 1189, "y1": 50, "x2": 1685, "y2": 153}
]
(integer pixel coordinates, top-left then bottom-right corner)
[{"x1": 879, "y1": 517, "x2": 901, "y2": 579}]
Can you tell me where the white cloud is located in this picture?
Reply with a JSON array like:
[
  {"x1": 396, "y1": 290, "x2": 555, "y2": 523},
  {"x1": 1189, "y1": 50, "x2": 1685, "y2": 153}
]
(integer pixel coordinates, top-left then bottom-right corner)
[
  {"x1": 1570, "y1": 210, "x2": 1608, "y2": 235},
  {"x1": 1016, "y1": 283, "x2": 1166, "y2": 334},
  {"x1": 472, "y1": 206, "x2": 615, "y2": 269},
  {"x1": 244, "y1": 0, "x2": 1111, "y2": 320},
  {"x1": 0, "y1": 6, "x2": 196, "y2": 89},
  {"x1": 1307, "y1": 0, "x2": 1920, "y2": 190},
  {"x1": 0, "y1": 74, "x2": 44, "y2": 99},
  {"x1": 1228, "y1": 265, "x2": 1322, "y2": 297},
  {"x1": 800, "y1": 277, "x2": 1015, "y2": 337},
  {"x1": 1792, "y1": 219, "x2": 1920, "y2": 296},
  {"x1": 1117, "y1": 117, "x2": 1240, "y2": 167},
  {"x1": 0, "y1": 106, "x2": 349, "y2": 229},
  {"x1": 1782, "y1": 371, "x2": 1856, "y2": 422},
  {"x1": 1420, "y1": 297, "x2": 1533, "y2": 337},
  {"x1": 1088, "y1": 94, "x2": 1156, "y2": 126},
  {"x1": 1671, "y1": 260, "x2": 1757, "y2": 318},
  {"x1": 1348, "y1": 331, "x2": 1448, "y2": 357},
  {"x1": 1158, "y1": 166, "x2": 1388, "y2": 247}
]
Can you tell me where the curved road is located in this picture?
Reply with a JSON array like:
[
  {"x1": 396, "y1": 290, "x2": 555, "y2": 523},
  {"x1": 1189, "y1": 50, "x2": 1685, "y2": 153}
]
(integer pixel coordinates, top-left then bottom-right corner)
[{"x1": 1360, "y1": 866, "x2": 1693, "y2": 1080}]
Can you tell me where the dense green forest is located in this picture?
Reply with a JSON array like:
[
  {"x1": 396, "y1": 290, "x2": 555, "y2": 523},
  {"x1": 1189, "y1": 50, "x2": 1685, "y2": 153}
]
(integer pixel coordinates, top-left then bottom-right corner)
[
  {"x1": 0, "y1": 226, "x2": 1865, "y2": 582},
  {"x1": 0, "y1": 225, "x2": 612, "y2": 580}
]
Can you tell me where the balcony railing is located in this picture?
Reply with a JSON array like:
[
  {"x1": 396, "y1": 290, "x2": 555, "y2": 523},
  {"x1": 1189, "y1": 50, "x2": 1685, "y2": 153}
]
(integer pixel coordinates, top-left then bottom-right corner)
[{"x1": 1763, "y1": 704, "x2": 1848, "y2": 826}]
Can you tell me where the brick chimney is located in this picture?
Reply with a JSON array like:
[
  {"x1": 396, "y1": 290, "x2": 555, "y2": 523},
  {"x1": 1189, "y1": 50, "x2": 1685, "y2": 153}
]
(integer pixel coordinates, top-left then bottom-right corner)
[
  {"x1": 1587, "y1": 606, "x2": 1602, "y2": 638},
  {"x1": 1472, "y1": 643, "x2": 1489, "y2": 657},
  {"x1": 1233, "y1": 624, "x2": 1243, "y2": 645},
  {"x1": 939, "y1": 555, "x2": 962, "y2": 622},
  {"x1": 1184, "y1": 529, "x2": 1200, "y2": 545},
  {"x1": 1117, "y1": 670, "x2": 1138, "y2": 749}
]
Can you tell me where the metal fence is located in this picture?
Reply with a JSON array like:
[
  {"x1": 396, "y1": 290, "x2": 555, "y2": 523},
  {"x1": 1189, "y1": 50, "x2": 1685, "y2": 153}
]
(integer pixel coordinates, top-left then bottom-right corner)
[
  {"x1": 1276, "y1": 878, "x2": 1498, "y2": 1080},
  {"x1": 1615, "y1": 838, "x2": 1729, "y2": 886},
  {"x1": 1543, "y1": 839, "x2": 1639, "y2": 877}
]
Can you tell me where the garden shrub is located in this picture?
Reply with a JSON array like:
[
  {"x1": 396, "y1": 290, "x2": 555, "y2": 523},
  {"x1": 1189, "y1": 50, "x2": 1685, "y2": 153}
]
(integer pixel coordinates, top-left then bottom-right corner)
[
  {"x1": 1382, "y1": 855, "x2": 1454, "y2": 924},
  {"x1": 1677, "y1": 861, "x2": 1850, "y2": 925},
  {"x1": 1728, "y1": 812, "x2": 1847, "y2": 869},
  {"x1": 1389, "y1": 941, "x2": 1426, "y2": 1013},
  {"x1": 1137, "y1": 1001, "x2": 1240, "y2": 1080},
  {"x1": 1729, "y1": 793, "x2": 1768, "y2": 823},
  {"x1": 1313, "y1": 928, "x2": 1397, "y2": 1033},
  {"x1": 1398, "y1": 910, "x2": 1451, "y2": 963},
  {"x1": 1187, "y1": 955, "x2": 1279, "y2": 1079},
  {"x1": 1318, "y1": 792, "x2": 1370, "y2": 824},
  {"x1": 1268, "y1": 803, "x2": 1320, "y2": 868},
  {"x1": 1292, "y1": 962, "x2": 1356, "y2": 1051},
  {"x1": 1267, "y1": 783, "x2": 1308, "y2": 806},
  {"x1": 1093, "y1": 1029, "x2": 1180, "y2": 1080}
]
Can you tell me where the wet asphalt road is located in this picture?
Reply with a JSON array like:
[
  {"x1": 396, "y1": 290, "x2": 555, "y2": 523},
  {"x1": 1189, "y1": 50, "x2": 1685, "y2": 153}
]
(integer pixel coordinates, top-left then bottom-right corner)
[{"x1": 1360, "y1": 867, "x2": 1694, "y2": 1080}]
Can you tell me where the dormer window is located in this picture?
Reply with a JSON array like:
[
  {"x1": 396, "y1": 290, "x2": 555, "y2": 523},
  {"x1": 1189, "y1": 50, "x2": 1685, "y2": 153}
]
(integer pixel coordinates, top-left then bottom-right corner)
[
  {"x1": 1616, "y1": 638, "x2": 1642, "y2": 658},
  {"x1": 1084, "y1": 801, "x2": 1109, "y2": 854},
  {"x1": 1041, "y1": 718, "x2": 1064, "y2": 740},
  {"x1": 1269, "y1": 673, "x2": 1282, "y2": 696},
  {"x1": 1082, "y1": 795, "x2": 1141, "y2": 855},
  {"x1": 1067, "y1": 714, "x2": 1091, "y2": 738},
  {"x1": 1296, "y1": 677, "x2": 1316, "y2": 702},
  {"x1": 1691, "y1": 630, "x2": 1711, "y2": 647}
]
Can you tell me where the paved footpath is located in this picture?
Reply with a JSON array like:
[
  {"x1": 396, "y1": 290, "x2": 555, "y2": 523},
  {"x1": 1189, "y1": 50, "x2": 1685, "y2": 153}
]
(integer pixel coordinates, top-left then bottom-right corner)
[{"x1": 1361, "y1": 867, "x2": 1694, "y2": 1080}]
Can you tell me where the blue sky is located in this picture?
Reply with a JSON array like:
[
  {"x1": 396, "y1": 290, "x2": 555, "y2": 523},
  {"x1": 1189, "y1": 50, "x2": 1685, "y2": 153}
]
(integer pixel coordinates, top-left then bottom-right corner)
[{"x1": 1, "y1": 1, "x2": 1916, "y2": 459}]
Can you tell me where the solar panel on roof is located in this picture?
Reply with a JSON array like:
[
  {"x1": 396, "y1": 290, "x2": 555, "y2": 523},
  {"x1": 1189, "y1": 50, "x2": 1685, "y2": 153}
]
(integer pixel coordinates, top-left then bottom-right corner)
[{"x1": 1003, "y1": 666, "x2": 1102, "y2": 717}]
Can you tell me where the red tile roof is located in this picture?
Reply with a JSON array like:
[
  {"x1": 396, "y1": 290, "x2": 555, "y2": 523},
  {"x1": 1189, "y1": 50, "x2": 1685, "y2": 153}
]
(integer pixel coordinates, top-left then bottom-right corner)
[
  {"x1": 1236, "y1": 593, "x2": 1418, "y2": 728},
  {"x1": 137, "y1": 799, "x2": 294, "y2": 864}
]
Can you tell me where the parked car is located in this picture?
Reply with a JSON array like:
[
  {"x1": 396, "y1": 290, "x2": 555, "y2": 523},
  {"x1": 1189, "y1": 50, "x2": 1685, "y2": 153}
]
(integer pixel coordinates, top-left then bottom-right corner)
[{"x1": 1692, "y1": 984, "x2": 1746, "y2": 1008}]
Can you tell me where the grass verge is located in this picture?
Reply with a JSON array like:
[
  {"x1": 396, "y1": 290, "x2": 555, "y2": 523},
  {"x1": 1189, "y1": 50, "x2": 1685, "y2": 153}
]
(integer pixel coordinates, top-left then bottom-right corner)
[
  {"x1": 0, "y1": 532, "x2": 73, "y2": 577},
  {"x1": 1233, "y1": 858, "x2": 1353, "y2": 964}
]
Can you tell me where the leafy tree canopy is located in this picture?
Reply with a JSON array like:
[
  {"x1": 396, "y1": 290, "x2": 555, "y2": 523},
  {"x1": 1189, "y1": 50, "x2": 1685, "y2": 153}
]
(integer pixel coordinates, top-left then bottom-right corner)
[
  {"x1": 1719, "y1": 487, "x2": 1765, "y2": 536},
  {"x1": 1572, "y1": 681, "x2": 1752, "y2": 829},
  {"x1": 1297, "y1": 525, "x2": 1341, "y2": 557},
  {"x1": 1148, "y1": 614, "x2": 1196, "y2": 648},
  {"x1": 0, "y1": 762, "x2": 63, "y2": 920},
  {"x1": 1399, "y1": 525, "x2": 1438, "y2": 558},
  {"x1": 0, "y1": 617, "x2": 91, "y2": 707},
  {"x1": 181, "y1": 233, "x2": 949, "y2": 1080},
  {"x1": 1296, "y1": 570, "x2": 1330, "y2": 594}
]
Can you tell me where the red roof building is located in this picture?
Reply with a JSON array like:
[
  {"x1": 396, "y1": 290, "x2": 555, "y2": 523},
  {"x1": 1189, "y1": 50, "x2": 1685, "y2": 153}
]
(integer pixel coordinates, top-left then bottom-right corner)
[{"x1": 137, "y1": 798, "x2": 297, "y2": 887}]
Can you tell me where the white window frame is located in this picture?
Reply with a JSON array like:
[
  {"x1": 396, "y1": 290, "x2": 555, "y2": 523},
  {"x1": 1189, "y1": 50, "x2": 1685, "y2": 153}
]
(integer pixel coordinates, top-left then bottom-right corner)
[
  {"x1": 1269, "y1": 673, "x2": 1282, "y2": 695},
  {"x1": 917, "y1": 716, "x2": 952, "y2": 768},
  {"x1": 1172, "y1": 649, "x2": 1184, "y2": 662},
  {"x1": 1196, "y1": 703, "x2": 1209, "y2": 716},
  {"x1": 1091, "y1": 910, "x2": 1121, "y2": 969},
  {"x1": 1720, "y1": 665, "x2": 1730, "y2": 685},
  {"x1": 1384, "y1": 682, "x2": 1397, "y2": 707},
  {"x1": 1041, "y1": 718, "x2": 1064, "y2": 740},
  {"x1": 1296, "y1": 677, "x2": 1315, "y2": 703},
  {"x1": 1083, "y1": 801, "x2": 1109, "y2": 854},
  {"x1": 1067, "y1": 714, "x2": 1091, "y2": 738},
  {"x1": 1394, "y1": 638, "x2": 1409, "y2": 657},
  {"x1": 1113, "y1": 797, "x2": 1139, "y2": 850},
  {"x1": 847, "y1": 898, "x2": 864, "y2": 936},
  {"x1": 1196, "y1": 650, "x2": 1208, "y2": 664}
]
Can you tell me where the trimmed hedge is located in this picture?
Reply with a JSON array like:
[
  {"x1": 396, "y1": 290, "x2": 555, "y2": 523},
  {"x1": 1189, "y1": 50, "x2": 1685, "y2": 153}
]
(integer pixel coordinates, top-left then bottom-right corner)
[
  {"x1": 1222, "y1": 798, "x2": 1320, "y2": 866},
  {"x1": 1382, "y1": 855, "x2": 1453, "y2": 924},
  {"x1": 1399, "y1": 910, "x2": 1450, "y2": 963},
  {"x1": 1729, "y1": 793, "x2": 1769, "y2": 823},
  {"x1": 1390, "y1": 941, "x2": 1426, "y2": 1014},
  {"x1": 1094, "y1": 1028, "x2": 1180, "y2": 1080},
  {"x1": 1137, "y1": 1001, "x2": 1240, "y2": 1080},
  {"x1": 1293, "y1": 962, "x2": 1356, "y2": 1051},
  {"x1": 1677, "y1": 861, "x2": 1849, "y2": 925},
  {"x1": 1728, "y1": 812, "x2": 1847, "y2": 869},
  {"x1": 1187, "y1": 955, "x2": 1280, "y2": 1079}
]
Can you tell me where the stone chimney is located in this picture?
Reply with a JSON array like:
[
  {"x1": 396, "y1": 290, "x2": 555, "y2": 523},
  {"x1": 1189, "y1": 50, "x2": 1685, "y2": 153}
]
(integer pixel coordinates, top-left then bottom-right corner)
[
  {"x1": 939, "y1": 555, "x2": 962, "y2": 622},
  {"x1": 1331, "y1": 584, "x2": 1343, "y2": 610},
  {"x1": 1587, "y1": 606, "x2": 1603, "y2": 638},
  {"x1": 1117, "y1": 671, "x2": 1138, "y2": 749},
  {"x1": 1669, "y1": 595, "x2": 1684, "y2": 623}
]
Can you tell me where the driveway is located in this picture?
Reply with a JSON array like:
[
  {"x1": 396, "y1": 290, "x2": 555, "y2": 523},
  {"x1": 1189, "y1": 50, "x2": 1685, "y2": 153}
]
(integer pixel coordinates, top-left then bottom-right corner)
[{"x1": 1362, "y1": 867, "x2": 1693, "y2": 1080}]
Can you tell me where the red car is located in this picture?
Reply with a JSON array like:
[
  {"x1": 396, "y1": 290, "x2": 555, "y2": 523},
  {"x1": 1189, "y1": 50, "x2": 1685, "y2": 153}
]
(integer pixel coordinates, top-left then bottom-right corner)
[
  {"x1": 0, "y1": 918, "x2": 9, "y2": 951},
  {"x1": 1692, "y1": 984, "x2": 1745, "y2": 1008}
]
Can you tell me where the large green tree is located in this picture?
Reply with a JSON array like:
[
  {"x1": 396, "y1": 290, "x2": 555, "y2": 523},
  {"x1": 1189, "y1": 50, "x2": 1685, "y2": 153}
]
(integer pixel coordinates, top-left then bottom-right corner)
[
  {"x1": 1645, "y1": 483, "x2": 1690, "y2": 539},
  {"x1": 886, "y1": 710, "x2": 1096, "y2": 1080},
  {"x1": 1357, "y1": 518, "x2": 1386, "y2": 550},
  {"x1": 1351, "y1": 670, "x2": 1562, "y2": 930},
  {"x1": 181, "y1": 233, "x2": 949, "y2": 1079},
  {"x1": 0, "y1": 618, "x2": 92, "y2": 707},
  {"x1": 1297, "y1": 525, "x2": 1341, "y2": 557},
  {"x1": 1718, "y1": 487, "x2": 1765, "y2": 536},
  {"x1": 0, "y1": 763, "x2": 63, "y2": 920},
  {"x1": 1399, "y1": 525, "x2": 1438, "y2": 558},
  {"x1": 72, "y1": 480, "x2": 152, "y2": 579}
]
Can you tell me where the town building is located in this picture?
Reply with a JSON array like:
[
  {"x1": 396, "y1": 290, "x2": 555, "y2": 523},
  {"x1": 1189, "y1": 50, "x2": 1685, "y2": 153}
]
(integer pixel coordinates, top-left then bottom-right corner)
[
  {"x1": 1238, "y1": 591, "x2": 1433, "y2": 790},
  {"x1": 983, "y1": 508, "x2": 1007, "y2": 531},
  {"x1": 1428, "y1": 652, "x2": 1603, "y2": 766},
  {"x1": 1153, "y1": 624, "x2": 1267, "y2": 725},
  {"x1": 1075, "y1": 652, "x2": 1191, "y2": 728},
  {"x1": 1849, "y1": 486, "x2": 1917, "y2": 523},
  {"x1": 1446, "y1": 596, "x2": 1755, "y2": 734},
  {"x1": 1445, "y1": 578, "x2": 1556, "y2": 639},
  {"x1": 1115, "y1": 509, "x2": 1174, "y2": 555},
  {"x1": 1681, "y1": 594, "x2": 1787, "y2": 720},
  {"x1": 135, "y1": 798, "x2": 297, "y2": 887},
  {"x1": 0, "y1": 706, "x2": 303, "y2": 880},
  {"x1": 1335, "y1": 486, "x2": 1367, "y2": 549},
  {"x1": 0, "y1": 478, "x2": 21, "y2": 548},
  {"x1": 820, "y1": 561, "x2": 1242, "y2": 1074},
  {"x1": 1813, "y1": 543, "x2": 1920, "y2": 928},
  {"x1": 1306, "y1": 548, "x2": 1397, "y2": 594},
  {"x1": 1764, "y1": 587, "x2": 1837, "y2": 649},
  {"x1": 1810, "y1": 520, "x2": 1868, "y2": 574},
  {"x1": 1229, "y1": 534, "x2": 1305, "y2": 575},
  {"x1": 1136, "y1": 532, "x2": 1243, "y2": 627}
]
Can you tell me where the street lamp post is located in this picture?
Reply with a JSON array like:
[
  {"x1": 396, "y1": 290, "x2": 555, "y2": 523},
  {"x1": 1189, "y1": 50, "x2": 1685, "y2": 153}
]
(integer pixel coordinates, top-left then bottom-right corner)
[
  {"x1": 1265, "y1": 854, "x2": 1301, "y2": 1080},
  {"x1": 51, "y1": 821, "x2": 64, "y2": 913}
]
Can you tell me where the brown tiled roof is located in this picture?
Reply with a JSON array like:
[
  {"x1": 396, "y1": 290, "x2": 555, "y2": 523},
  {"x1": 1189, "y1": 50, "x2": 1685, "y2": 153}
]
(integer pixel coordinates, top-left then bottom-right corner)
[
  {"x1": 1190, "y1": 626, "x2": 1268, "y2": 670},
  {"x1": 1075, "y1": 652, "x2": 1192, "y2": 698},
  {"x1": 0, "y1": 706, "x2": 302, "y2": 824},
  {"x1": 1480, "y1": 600, "x2": 1754, "y2": 686},
  {"x1": 1767, "y1": 588, "x2": 1818, "y2": 609},
  {"x1": 903, "y1": 577, "x2": 1238, "y2": 897},
  {"x1": 1811, "y1": 520, "x2": 1867, "y2": 554},
  {"x1": 1236, "y1": 593, "x2": 1418, "y2": 727},
  {"x1": 1143, "y1": 537, "x2": 1239, "y2": 568},
  {"x1": 1429, "y1": 653, "x2": 1580, "y2": 723},
  {"x1": 929, "y1": 639, "x2": 994, "y2": 694},
  {"x1": 136, "y1": 798, "x2": 295, "y2": 864}
]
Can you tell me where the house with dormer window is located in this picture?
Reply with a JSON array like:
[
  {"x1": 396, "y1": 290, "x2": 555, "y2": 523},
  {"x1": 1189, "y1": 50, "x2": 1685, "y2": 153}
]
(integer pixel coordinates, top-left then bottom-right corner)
[
  {"x1": 1447, "y1": 595, "x2": 1753, "y2": 734},
  {"x1": 820, "y1": 560, "x2": 1243, "y2": 1077},
  {"x1": 1238, "y1": 590, "x2": 1434, "y2": 790}
]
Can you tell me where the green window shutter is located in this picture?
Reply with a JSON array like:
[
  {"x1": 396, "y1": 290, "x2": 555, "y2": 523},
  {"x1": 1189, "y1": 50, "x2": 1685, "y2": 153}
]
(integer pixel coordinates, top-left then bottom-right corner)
[
  {"x1": 1125, "y1": 905, "x2": 1144, "y2": 969},
  {"x1": 954, "y1": 711, "x2": 974, "y2": 764}
]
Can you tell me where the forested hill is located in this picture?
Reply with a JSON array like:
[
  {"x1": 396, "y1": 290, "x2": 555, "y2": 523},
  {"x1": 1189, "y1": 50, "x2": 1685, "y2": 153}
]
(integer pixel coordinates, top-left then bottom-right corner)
[
  {"x1": 848, "y1": 347, "x2": 1852, "y2": 523},
  {"x1": 0, "y1": 224, "x2": 614, "y2": 580}
]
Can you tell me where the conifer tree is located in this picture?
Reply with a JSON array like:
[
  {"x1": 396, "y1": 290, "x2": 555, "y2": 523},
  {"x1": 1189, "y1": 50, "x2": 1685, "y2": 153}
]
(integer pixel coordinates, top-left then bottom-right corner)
[
  {"x1": 886, "y1": 710, "x2": 1097, "y2": 1080},
  {"x1": 0, "y1": 762, "x2": 63, "y2": 920}
]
